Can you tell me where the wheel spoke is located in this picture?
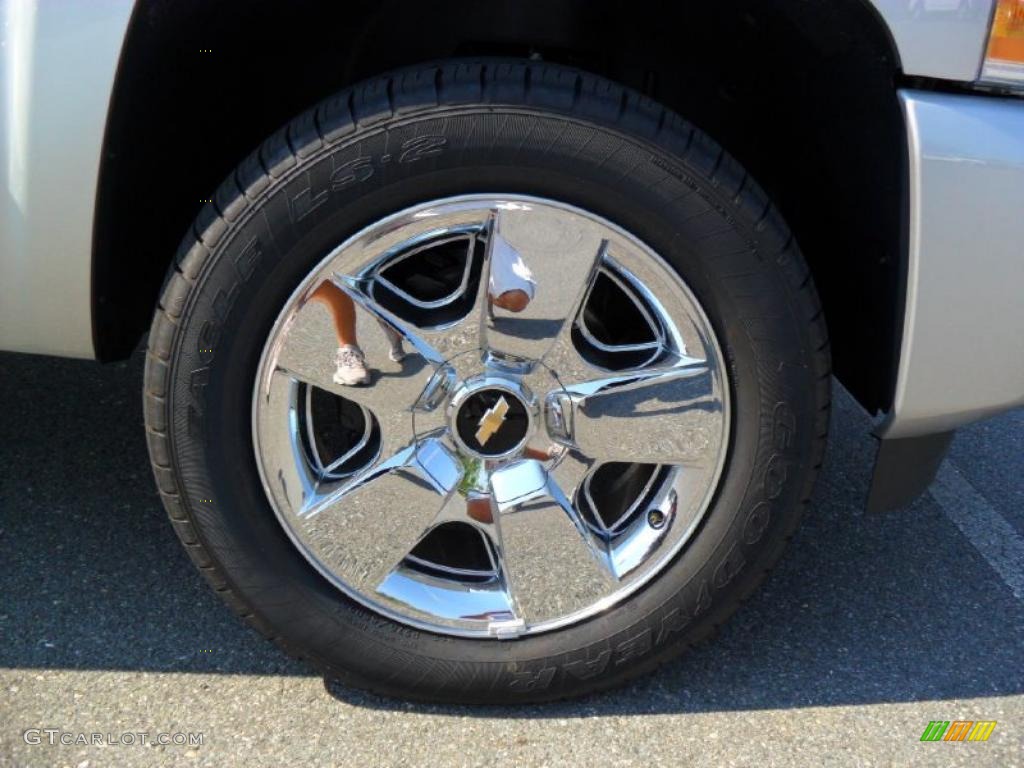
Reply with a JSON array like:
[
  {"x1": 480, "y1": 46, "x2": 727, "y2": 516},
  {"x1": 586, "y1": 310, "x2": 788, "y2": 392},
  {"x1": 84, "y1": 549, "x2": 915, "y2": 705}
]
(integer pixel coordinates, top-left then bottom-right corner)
[
  {"x1": 487, "y1": 459, "x2": 617, "y2": 623},
  {"x1": 541, "y1": 446, "x2": 594, "y2": 509},
  {"x1": 555, "y1": 353, "x2": 724, "y2": 465},
  {"x1": 483, "y1": 204, "x2": 607, "y2": 363},
  {"x1": 253, "y1": 368, "x2": 320, "y2": 517},
  {"x1": 295, "y1": 438, "x2": 463, "y2": 592}
]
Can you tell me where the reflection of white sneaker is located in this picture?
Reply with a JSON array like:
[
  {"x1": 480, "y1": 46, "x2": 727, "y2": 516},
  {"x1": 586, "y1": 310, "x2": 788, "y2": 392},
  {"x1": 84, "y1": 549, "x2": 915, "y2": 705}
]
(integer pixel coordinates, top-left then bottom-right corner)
[
  {"x1": 384, "y1": 329, "x2": 406, "y2": 362},
  {"x1": 333, "y1": 345, "x2": 370, "y2": 386}
]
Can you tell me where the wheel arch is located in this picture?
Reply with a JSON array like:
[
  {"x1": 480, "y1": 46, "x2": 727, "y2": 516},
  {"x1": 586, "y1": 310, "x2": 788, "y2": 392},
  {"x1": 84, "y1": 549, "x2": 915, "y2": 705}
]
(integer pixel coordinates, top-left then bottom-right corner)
[{"x1": 93, "y1": 0, "x2": 904, "y2": 413}]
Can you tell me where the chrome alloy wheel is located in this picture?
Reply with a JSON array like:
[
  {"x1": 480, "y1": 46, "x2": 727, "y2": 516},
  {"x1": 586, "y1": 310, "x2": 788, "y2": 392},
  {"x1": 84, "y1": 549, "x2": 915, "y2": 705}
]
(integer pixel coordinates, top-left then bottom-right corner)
[{"x1": 253, "y1": 195, "x2": 729, "y2": 638}]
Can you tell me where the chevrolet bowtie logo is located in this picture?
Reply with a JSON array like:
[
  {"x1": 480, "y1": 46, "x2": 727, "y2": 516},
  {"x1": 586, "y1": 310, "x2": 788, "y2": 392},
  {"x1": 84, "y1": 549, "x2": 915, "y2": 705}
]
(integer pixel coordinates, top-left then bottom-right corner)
[{"x1": 475, "y1": 396, "x2": 510, "y2": 446}]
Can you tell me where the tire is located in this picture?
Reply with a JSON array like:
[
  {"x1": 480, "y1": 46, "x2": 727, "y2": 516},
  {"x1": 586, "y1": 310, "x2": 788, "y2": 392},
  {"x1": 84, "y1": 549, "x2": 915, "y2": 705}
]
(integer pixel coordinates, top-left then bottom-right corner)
[{"x1": 144, "y1": 59, "x2": 830, "y2": 703}]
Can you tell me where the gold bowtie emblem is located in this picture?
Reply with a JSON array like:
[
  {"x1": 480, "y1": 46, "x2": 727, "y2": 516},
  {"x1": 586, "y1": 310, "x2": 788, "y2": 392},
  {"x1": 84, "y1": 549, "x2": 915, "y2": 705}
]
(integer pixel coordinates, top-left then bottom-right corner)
[{"x1": 475, "y1": 396, "x2": 510, "y2": 446}]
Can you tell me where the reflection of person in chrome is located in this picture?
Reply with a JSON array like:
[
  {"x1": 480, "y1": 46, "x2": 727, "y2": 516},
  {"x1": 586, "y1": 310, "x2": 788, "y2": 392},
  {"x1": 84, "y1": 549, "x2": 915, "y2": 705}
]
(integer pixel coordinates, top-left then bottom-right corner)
[
  {"x1": 316, "y1": 237, "x2": 538, "y2": 387},
  {"x1": 310, "y1": 282, "x2": 406, "y2": 386},
  {"x1": 487, "y1": 229, "x2": 537, "y2": 313}
]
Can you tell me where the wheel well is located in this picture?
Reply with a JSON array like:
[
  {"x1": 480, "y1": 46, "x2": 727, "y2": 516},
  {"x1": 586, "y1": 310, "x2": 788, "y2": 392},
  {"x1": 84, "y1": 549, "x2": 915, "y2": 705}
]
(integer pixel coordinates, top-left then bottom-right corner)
[{"x1": 93, "y1": 0, "x2": 904, "y2": 413}]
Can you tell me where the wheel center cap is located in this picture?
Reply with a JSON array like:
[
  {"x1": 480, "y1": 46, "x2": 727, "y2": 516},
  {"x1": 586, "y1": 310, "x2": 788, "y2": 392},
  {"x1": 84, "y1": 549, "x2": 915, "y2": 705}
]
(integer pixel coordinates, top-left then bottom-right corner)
[{"x1": 453, "y1": 386, "x2": 530, "y2": 458}]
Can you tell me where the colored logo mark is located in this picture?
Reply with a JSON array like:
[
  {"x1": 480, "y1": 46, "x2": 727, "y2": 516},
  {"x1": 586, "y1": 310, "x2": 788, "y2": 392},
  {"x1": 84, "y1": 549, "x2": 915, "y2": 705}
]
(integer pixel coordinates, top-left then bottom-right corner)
[{"x1": 920, "y1": 721, "x2": 997, "y2": 742}]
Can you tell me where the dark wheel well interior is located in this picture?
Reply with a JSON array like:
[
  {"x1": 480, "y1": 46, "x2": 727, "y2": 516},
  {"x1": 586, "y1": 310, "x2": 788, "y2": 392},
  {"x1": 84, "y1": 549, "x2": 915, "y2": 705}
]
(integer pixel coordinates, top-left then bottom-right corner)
[{"x1": 93, "y1": 0, "x2": 904, "y2": 413}]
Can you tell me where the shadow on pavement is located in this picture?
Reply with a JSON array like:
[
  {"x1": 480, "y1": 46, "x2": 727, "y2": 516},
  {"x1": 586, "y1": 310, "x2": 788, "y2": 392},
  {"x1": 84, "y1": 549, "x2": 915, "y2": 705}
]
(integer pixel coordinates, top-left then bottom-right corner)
[{"x1": 1, "y1": 349, "x2": 1021, "y2": 714}]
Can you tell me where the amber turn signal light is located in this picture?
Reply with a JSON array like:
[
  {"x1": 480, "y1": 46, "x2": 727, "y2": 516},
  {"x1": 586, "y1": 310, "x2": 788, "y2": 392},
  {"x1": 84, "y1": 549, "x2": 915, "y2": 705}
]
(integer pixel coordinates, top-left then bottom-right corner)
[{"x1": 983, "y1": 0, "x2": 1024, "y2": 85}]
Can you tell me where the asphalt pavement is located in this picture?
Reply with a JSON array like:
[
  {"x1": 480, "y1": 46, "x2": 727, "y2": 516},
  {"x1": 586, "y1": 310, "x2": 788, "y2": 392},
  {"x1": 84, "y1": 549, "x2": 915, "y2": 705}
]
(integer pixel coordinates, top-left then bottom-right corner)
[{"x1": 1, "y1": 349, "x2": 1022, "y2": 767}]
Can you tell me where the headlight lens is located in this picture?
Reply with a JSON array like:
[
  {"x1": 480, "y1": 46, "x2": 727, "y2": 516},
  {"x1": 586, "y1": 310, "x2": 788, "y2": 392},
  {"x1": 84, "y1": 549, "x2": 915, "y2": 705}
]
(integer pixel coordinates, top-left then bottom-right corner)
[{"x1": 982, "y1": 0, "x2": 1024, "y2": 86}]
